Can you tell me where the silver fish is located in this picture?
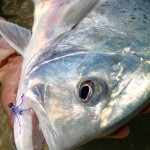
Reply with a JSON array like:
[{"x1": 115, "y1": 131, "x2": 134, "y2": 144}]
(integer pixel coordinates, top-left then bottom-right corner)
[{"x1": 0, "y1": 0, "x2": 150, "y2": 149}]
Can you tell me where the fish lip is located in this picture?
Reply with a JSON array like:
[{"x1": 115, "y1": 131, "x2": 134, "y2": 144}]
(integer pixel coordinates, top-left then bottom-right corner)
[
  {"x1": 14, "y1": 107, "x2": 47, "y2": 150},
  {"x1": 31, "y1": 109, "x2": 47, "y2": 150},
  {"x1": 31, "y1": 106, "x2": 63, "y2": 150},
  {"x1": 16, "y1": 89, "x2": 64, "y2": 150},
  {"x1": 14, "y1": 106, "x2": 59, "y2": 150}
]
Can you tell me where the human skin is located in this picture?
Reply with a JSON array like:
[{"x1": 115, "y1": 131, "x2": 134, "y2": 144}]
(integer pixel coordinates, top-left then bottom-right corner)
[
  {"x1": 0, "y1": 54, "x2": 22, "y2": 127},
  {"x1": 0, "y1": 36, "x2": 149, "y2": 139}
]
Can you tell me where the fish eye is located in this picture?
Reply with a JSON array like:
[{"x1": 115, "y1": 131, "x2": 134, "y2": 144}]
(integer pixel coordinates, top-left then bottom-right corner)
[
  {"x1": 79, "y1": 80, "x2": 93, "y2": 103},
  {"x1": 79, "y1": 78, "x2": 108, "y2": 104}
]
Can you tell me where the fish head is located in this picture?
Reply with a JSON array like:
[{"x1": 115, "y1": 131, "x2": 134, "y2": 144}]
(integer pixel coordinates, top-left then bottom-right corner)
[{"x1": 19, "y1": 34, "x2": 150, "y2": 149}]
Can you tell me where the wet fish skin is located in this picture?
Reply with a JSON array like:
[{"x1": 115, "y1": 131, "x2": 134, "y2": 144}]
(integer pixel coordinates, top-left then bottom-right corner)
[
  {"x1": 0, "y1": 0, "x2": 150, "y2": 149},
  {"x1": 17, "y1": 0, "x2": 150, "y2": 149},
  {"x1": 22, "y1": 45, "x2": 150, "y2": 150}
]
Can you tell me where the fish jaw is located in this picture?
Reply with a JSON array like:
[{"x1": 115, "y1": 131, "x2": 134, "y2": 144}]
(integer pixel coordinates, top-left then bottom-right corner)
[
  {"x1": 14, "y1": 84, "x2": 99, "y2": 150},
  {"x1": 14, "y1": 96, "x2": 47, "y2": 150},
  {"x1": 14, "y1": 111, "x2": 33, "y2": 150},
  {"x1": 14, "y1": 89, "x2": 63, "y2": 150}
]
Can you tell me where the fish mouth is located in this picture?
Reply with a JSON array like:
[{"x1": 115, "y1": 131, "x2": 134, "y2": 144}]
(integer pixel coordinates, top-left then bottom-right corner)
[
  {"x1": 14, "y1": 89, "x2": 62, "y2": 150},
  {"x1": 14, "y1": 107, "x2": 47, "y2": 150},
  {"x1": 31, "y1": 109, "x2": 48, "y2": 150}
]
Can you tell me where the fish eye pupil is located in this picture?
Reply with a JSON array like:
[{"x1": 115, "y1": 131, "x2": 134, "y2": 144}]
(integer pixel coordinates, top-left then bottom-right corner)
[
  {"x1": 80, "y1": 85, "x2": 90, "y2": 100},
  {"x1": 79, "y1": 80, "x2": 93, "y2": 102}
]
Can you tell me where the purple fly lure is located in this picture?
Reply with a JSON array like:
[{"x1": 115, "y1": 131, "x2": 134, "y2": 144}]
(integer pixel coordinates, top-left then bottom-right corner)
[{"x1": 8, "y1": 94, "x2": 29, "y2": 134}]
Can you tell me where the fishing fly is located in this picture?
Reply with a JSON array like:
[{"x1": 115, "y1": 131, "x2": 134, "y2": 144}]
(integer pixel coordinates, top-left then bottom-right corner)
[
  {"x1": 8, "y1": 94, "x2": 29, "y2": 134},
  {"x1": 7, "y1": 61, "x2": 29, "y2": 134}
]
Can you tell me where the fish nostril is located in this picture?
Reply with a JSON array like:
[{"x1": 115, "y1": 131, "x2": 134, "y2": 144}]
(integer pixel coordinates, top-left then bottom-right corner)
[{"x1": 80, "y1": 85, "x2": 90, "y2": 100}]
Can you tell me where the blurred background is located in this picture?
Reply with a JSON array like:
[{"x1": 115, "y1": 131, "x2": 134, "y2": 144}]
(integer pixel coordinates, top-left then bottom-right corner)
[{"x1": 0, "y1": 0, "x2": 150, "y2": 150}]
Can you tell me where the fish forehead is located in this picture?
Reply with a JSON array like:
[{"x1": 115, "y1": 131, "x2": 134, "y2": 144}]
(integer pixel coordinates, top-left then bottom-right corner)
[
  {"x1": 26, "y1": 0, "x2": 150, "y2": 58},
  {"x1": 23, "y1": 0, "x2": 150, "y2": 70},
  {"x1": 25, "y1": 46, "x2": 141, "y2": 81}
]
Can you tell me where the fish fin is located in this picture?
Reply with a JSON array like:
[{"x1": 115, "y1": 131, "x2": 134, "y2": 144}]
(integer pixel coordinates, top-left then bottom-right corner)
[
  {"x1": 32, "y1": 0, "x2": 99, "y2": 39},
  {"x1": 0, "y1": 20, "x2": 31, "y2": 56}
]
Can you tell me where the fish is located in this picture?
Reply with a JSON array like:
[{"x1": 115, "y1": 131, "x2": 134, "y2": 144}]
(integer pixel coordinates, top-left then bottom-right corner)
[
  {"x1": 8, "y1": 94, "x2": 30, "y2": 134},
  {"x1": 0, "y1": 0, "x2": 150, "y2": 149}
]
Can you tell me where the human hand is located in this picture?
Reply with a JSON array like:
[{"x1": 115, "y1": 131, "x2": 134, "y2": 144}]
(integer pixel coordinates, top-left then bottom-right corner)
[{"x1": 0, "y1": 53, "x2": 22, "y2": 128}]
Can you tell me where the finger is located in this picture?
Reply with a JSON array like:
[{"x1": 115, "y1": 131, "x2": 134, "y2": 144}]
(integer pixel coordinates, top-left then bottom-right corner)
[
  {"x1": 105, "y1": 126, "x2": 130, "y2": 139},
  {"x1": 0, "y1": 55, "x2": 22, "y2": 128}
]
